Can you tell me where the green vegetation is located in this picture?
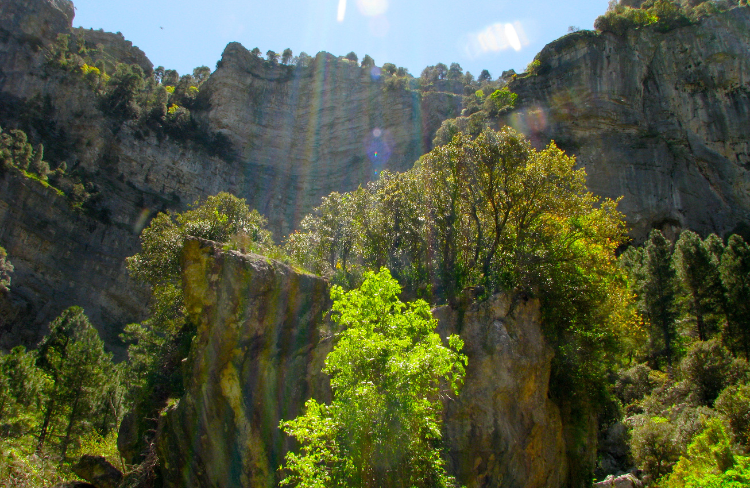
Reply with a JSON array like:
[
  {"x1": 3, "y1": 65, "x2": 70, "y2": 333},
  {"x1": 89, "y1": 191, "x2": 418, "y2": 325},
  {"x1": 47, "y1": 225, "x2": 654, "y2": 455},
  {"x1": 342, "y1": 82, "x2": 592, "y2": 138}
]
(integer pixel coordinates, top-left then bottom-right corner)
[
  {"x1": 0, "y1": 125, "x2": 108, "y2": 220},
  {"x1": 280, "y1": 269, "x2": 466, "y2": 487},
  {"x1": 0, "y1": 246, "x2": 12, "y2": 293},
  {"x1": 43, "y1": 33, "x2": 232, "y2": 159},
  {"x1": 595, "y1": 0, "x2": 743, "y2": 36},
  {"x1": 612, "y1": 229, "x2": 750, "y2": 485},
  {"x1": 0, "y1": 308, "x2": 123, "y2": 488}
]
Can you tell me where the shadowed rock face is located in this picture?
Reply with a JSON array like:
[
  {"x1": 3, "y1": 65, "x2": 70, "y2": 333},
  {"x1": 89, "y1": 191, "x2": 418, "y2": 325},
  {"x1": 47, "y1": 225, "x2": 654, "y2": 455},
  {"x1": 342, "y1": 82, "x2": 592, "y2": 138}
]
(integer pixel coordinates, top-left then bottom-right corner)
[
  {"x1": 157, "y1": 239, "x2": 566, "y2": 488},
  {"x1": 504, "y1": 8, "x2": 750, "y2": 241}
]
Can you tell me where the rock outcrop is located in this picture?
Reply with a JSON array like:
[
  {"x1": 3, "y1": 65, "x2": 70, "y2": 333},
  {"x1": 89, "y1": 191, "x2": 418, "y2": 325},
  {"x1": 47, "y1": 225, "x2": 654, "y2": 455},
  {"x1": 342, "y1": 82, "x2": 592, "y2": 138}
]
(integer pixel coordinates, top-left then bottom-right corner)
[
  {"x1": 505, "y1": 7, "x2": 750, "y2": 241},
  {"x1": 156, "y1": 239, "x2": 566, "y2": 487},
  {"x1": 0, "y1": 172, "x2": 145, "y2": 355}
]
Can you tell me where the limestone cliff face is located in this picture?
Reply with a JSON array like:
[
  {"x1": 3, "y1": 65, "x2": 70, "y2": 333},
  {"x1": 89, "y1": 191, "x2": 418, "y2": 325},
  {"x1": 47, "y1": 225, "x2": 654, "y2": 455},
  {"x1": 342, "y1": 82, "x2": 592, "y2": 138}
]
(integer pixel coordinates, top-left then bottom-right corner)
[
  {"x1": 195, "y1": 42, "x2": 462, "y2": 235},
  {"x1": 158, "y1": 238, "x2": 332, "y2": 488},
  {"x1": 504, "y1": 7, "x2": 750, "y2": 241},
  {"x1": 0, "y1": 0, "x2": 460, "y2": 343},
  {"x1": 0, "y1": 172, "x2": 146, "y2": 355},
  {"x1": 157, "y1": 239, "x2": 566, "y2": 488}
]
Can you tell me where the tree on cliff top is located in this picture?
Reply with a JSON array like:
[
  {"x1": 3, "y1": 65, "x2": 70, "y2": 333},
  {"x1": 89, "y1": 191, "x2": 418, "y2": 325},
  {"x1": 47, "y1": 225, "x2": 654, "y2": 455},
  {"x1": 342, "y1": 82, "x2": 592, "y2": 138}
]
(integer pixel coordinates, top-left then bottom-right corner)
[
  {"x1": 280, "y1": 269, "x2": 466, "y2": 488},
  {"x1": 127, "y1": 192, "x2": 274, "y2": 336}
]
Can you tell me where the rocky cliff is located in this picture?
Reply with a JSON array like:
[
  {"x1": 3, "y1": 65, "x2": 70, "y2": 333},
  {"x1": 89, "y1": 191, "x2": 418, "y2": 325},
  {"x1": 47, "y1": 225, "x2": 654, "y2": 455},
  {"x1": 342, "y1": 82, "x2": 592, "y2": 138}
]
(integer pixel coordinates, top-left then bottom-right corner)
[
  {"x1": 156, "y1": 238, "x2": 566, "y2": 488},
  {"x1": 504, "y1": 7, "x2": 750, "y2": 241},
  {"x1": 0, "y1": 0, "x2": 460, "y2": 346},
  {"x1": 0, "y1": 0, "x2": 748, "y2": 351}
]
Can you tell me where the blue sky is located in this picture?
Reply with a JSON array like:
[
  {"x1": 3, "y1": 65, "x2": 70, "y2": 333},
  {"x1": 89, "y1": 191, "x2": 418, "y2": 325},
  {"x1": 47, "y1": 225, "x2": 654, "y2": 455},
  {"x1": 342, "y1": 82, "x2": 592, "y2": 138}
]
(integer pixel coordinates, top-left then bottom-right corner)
[{"x1": 71, "y1": 0, "x2": 609, "y2": 79}]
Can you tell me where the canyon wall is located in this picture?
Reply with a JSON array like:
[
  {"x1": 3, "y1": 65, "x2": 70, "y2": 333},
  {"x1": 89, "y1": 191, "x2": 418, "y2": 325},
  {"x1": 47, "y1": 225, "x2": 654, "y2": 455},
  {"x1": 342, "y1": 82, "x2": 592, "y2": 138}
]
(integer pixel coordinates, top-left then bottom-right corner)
[{"x1": 504, "y1": 7, "x2": 750, "y2": 241}]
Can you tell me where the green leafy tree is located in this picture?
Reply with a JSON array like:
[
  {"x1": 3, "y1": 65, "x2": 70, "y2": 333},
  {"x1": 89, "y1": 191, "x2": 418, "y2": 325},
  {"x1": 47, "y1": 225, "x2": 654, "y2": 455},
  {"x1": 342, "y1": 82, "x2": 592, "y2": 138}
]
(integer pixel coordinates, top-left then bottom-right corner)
[
  {"x1": 103, "y1": 63, "x2": 145, "y2": 119},
  {"x1": 35, "y1": 307, "x2": 114, "y2": 458},
  {"x1": 280, "y1": 269, "x2": 466, "y2": 488},
  {"x1": 478, "y1": 69, "x2": 492, "y2": 83},
  {"x1": 0, "y1": 346, "x2": 46, "y2": 426},
  {"x1": 720, "y1": 235, "x2": 750, "y2": 359},
  {"x1": 674, "y1": 231, "x2": 725, "y2": 341},
  {"x1": 127, "y1": 192, "x2": 274, "y2": 335},
  {"x1": 381, "y1": 62, "x2": 397, "y2": 75},
  {"x1": 192, "y1": 66, "x2": 211, "y2": 85},
  {"x1": 344, "y1": 51, "x2": 358, "y2": 63},
  {"x1": 267, "y1": 50, "x2": 280, "y2": 64},
  {"x1": 447, "y1": 62, "x2": 463, "y2": 80}
]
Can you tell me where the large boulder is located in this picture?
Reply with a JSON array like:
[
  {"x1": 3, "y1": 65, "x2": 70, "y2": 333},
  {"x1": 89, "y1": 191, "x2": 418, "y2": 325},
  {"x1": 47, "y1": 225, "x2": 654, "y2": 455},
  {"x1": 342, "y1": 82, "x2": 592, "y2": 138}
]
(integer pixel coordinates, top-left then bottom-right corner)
[{"x1": 156, "y1": 238, "x2": 567, "y2": 487}]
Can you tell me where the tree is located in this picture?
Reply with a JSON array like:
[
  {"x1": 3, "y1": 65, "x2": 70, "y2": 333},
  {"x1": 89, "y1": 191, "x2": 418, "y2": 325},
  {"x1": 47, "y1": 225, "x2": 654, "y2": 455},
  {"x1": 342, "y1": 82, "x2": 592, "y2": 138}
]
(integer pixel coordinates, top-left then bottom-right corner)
[
  {"x1": 127, "y1": 192, "x2": 274, "y2": 336},
  {"x1": 478, "y1": 69, "x2": 492, "y2": 83},
  {"x1": 35, "y1": 307, "x2": 114, "y2": 458},
  {"x1": 280, "y1": 269, "x2": 466, "y2": 487},
  {"x1": 434, "y1": 63, "x2": 448, "y2": 80},
  {"x1": 192, "y1": 66, "x2": 211, "y2": 85},
  {"x1": 673, "y1": 231, "x2": 725, "y2": 341},
  {"x1": 721, "y1": 235, "x2": 750, "y2": 359},
  {"x1": 361, "y1": 54, "x2": 375, "y2": 68},
  {"x1": 250, "y1": 47, "x2": 262, "y2": 58},
  {"x1": 345, "y1": 51, "x2": 358, "y2": 63},
  {"x1": 0, "y1": 245, "x2": 13, "y2": 292},
  {"x1": 281, "y1": 48, "x2": 293, "y2": 65},
  {"x1": 642, "y1": 230, "x2": 680, "y2": 367},
  {"x1": 381, "y1": 63, "x2": 397, "y2": 75},
  {"x1": 267, "y1": 50, "x2": 280, "y2": 64},
  {"x1": 447, "y1": 63, "x2": 463, "y2": 80}
]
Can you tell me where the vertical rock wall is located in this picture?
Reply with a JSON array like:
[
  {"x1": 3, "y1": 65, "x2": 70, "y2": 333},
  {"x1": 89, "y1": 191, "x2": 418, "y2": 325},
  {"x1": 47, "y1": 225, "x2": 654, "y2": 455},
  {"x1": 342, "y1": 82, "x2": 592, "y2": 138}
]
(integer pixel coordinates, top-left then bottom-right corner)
[{"x1": 158, "y1": 240, "x2": 567, "y2": 488}]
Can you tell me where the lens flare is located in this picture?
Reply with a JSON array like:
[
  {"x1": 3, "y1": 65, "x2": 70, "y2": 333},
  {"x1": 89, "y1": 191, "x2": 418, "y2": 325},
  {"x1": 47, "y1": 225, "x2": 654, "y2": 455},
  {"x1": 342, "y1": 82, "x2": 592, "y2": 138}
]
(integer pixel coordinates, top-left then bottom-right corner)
[
  {"x1": 365, "y1": 127, "x2": 394, "y2": 168},
  {"x1": 357, "y1": 0, "x2": 388, "y2": 16},
  {"x1": 134, "y1": 208, "x2": 151, "y2": 234},
  {"x1": 337, "y1": 0, "x2": 347, "y2": 22},
  {"x1": 370, "y1": 65, "x2": 382, "y2": 80}
]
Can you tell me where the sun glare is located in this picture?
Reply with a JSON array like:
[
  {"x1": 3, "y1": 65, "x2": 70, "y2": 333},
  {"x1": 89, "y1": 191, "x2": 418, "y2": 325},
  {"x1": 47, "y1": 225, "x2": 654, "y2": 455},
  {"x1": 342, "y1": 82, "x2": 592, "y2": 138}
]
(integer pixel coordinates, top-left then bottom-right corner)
[
  {"x1": 357, "y1": 0, "x2": 388, "y2": 17},
  {"x1": 464, "y1": 21, "x2": 529, "y2": 58}
]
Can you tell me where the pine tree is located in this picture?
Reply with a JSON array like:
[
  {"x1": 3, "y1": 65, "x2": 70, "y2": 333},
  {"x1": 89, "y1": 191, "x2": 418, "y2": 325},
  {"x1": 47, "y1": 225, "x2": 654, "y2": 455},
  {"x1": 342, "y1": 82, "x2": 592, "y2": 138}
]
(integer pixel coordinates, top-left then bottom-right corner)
[
  {"x1": 720, "y1": 235, "x2": 750, "y2": 359},
  {"x1": 673, "y1": 230, "x2": 725, "y2": 341},
  {"x1": 35, "y1": 307, "x2": 114, "y2": 458},
  {"x1": 643, "y1": 230, "x2": 679, "y2": 367}
]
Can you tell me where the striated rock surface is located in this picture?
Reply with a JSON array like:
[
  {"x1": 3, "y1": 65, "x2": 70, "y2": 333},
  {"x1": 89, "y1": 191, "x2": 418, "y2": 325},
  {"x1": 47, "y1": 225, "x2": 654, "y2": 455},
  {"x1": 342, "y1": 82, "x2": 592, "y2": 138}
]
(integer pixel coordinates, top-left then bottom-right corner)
[
  {"x1": 0, "y1": 172, "x2": 146, "y2": 355},
  {"x1": 196, "y1": 43, "x2": 462, "y2": 235},
  {"x1": 157, "y1": 239, "x2": 566, "y2": 487},
  {"x1": 157, "y1": 238, "x2": 332, "y2": 488},
  {"x1": 434, "y1": 296, "x2": 567, "y2": 488},
  {"x1": 505, "y1": 7, "x2": 750, "y2": 241}
]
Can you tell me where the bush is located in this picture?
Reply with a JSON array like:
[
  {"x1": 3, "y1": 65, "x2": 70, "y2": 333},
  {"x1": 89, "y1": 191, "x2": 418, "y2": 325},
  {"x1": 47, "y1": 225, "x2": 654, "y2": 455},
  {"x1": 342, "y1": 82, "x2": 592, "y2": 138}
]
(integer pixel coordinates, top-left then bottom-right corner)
[
  {"x1": 613, "y1": 363, "x2": 657, "y2": 407},
  {"x1": 680, "y1": 340, "x2": 734, "y2": 406},
  {"x1": 715, "y1": 383, "x2": 750, "y2": 448}
]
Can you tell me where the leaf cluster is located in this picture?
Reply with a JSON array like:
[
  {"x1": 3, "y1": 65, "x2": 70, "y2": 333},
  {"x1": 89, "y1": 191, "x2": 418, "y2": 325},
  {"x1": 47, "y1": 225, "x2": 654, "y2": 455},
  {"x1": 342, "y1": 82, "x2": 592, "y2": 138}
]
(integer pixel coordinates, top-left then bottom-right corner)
[{"x1": 280, "y1": 269, "x2": 465, "y2": 487}]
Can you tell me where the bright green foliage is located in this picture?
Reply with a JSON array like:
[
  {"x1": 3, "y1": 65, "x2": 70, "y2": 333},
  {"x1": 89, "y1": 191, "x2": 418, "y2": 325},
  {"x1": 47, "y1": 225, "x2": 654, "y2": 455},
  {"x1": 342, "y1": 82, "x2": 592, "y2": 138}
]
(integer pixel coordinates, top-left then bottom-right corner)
[
  {"x1": 287, "y1": 127, "x2": 632, "y2": 412},
  {"x1": 674, "y1": 230, "x2": 725, "y2": 341},
  {"x1": 663, "y1": 418, "x2": 749, "y2": 488},
  {"x1": 35, "y1": 307, "x2": 117, "y2": 459},
  {"x1": 0, "y1": 245, "x2": 13, "y2": 292},
  {"x1": 280, "y1": 269, "x2": 466, "y2": 488},
  {"x1": 484, "y1": 87, "x2": 517, "y2": 116},
  {"x1": 721, "y1": 235, "x2": 750, "y2": 359},
  {"x1": 0, "y1": 346, "x2": 47, "y2": 430}
]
